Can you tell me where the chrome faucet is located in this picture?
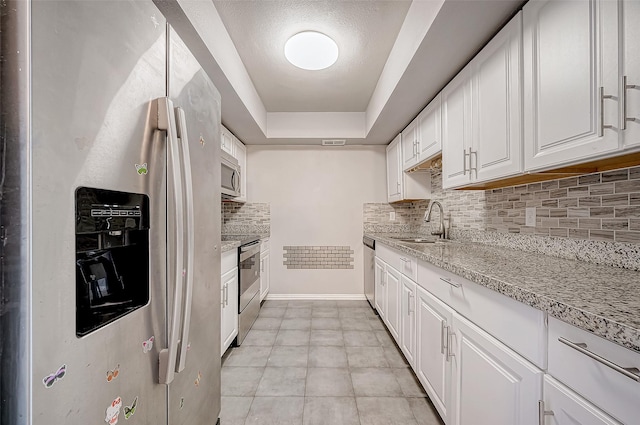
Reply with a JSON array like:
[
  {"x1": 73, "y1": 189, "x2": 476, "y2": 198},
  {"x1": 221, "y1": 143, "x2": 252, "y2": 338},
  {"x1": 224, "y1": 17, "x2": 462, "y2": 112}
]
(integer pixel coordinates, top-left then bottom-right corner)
[{"x1": 424, "y1": 200, "x2": 448, "y2": 239}]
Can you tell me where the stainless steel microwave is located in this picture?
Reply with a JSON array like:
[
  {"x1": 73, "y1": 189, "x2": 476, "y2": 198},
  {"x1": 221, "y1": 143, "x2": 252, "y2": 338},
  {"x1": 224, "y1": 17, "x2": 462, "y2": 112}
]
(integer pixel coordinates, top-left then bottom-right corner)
[{"x1": 221, "y1": 150, "x2": 241, "y2": 199}]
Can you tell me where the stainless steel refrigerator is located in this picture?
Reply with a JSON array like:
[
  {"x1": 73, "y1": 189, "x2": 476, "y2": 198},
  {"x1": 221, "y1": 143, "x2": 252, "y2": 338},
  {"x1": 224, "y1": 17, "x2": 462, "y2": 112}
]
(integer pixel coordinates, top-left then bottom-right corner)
[{"x1": 0, "y1": 1, "x2": 222, "y2": 424}]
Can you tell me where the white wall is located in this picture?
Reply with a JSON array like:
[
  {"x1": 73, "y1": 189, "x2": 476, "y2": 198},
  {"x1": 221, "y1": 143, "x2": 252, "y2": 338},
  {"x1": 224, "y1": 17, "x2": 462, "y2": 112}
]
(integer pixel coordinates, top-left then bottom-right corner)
[{"x1": 247, "y1": 145, "x2": 387, "y2": 298}]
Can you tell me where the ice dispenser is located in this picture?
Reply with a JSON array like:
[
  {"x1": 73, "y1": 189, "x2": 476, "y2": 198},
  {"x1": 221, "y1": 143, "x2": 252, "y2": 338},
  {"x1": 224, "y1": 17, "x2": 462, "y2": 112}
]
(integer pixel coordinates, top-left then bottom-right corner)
[{"x1": 75, "y1": 187, "x2": 149, "y2": 336}]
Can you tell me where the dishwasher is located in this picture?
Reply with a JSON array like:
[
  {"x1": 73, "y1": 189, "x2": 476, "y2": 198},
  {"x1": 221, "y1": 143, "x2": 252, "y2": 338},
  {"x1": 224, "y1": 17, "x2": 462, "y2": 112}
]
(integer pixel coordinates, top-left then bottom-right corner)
[{"x1": 363, "y1": 236, "x2": 376, "y2": 311}]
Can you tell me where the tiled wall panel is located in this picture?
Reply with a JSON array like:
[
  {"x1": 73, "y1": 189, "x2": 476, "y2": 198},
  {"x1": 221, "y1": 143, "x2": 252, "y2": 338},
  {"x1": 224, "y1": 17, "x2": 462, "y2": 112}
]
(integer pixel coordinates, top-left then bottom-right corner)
[{"x1": 283, "y1": 246, "x2": 354, "y2": 269}]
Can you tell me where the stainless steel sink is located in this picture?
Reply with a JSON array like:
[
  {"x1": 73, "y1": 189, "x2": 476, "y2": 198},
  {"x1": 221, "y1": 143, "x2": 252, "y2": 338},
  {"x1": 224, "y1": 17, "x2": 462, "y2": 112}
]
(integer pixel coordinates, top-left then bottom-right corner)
[{"x1": 390, "y1": 237, "x2": 451, "y2": 244}]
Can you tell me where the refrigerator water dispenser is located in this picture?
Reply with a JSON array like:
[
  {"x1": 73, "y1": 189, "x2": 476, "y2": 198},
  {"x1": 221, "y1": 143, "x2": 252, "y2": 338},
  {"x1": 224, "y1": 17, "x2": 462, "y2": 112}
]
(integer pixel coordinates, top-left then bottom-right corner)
[{"x1": 75, "y1": 187, "x2": 150, "y2": 336}]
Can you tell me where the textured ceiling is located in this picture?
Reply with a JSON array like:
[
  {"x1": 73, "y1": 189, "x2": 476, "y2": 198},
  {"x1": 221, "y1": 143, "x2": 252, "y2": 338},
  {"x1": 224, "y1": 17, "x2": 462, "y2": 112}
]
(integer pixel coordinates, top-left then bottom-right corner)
[{"x1": 213, "y1": 0, "x2": 412, "y2": 112}]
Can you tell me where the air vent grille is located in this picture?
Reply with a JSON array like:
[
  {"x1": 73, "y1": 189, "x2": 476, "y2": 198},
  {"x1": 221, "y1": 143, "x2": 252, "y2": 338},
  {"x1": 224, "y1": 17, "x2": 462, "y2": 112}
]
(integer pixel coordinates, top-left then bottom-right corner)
[{"x1": 321, "y1": 139, "x2": 346, "y2": 146}]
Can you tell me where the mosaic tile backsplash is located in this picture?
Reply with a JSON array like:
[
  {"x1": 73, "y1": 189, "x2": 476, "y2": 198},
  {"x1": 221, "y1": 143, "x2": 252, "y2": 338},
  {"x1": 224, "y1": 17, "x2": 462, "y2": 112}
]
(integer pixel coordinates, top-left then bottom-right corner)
[
  {"x1": 365, "y1": 166, "x2": 640, "y2": 270},
  {"x1": 283, "y1": 246, "x2": 355, "y2": 269},
  {"x1": 221, "y1": 202, "x2": 270, "y2": 235},
  {"x1": 366, "y1": 166, "x2": 640, "y2": 244}
]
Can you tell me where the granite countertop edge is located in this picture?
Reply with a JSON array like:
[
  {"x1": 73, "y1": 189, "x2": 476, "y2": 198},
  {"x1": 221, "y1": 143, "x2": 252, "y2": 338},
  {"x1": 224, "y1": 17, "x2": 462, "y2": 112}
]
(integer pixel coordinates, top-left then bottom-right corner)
[
  {"x1": 221, "y1": 234, "x2": 271, "y2": 253},
  {"x1": 367, "y1": 233, "x2": 640, "y2": 354}
]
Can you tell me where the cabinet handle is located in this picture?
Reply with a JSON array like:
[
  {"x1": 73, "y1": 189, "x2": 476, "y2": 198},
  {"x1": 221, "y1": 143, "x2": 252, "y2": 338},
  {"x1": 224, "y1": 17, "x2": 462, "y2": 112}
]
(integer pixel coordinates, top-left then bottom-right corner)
[
  {"x1": 224, "y1": 283, "x2": 229, "y2": 306},
  {"x1": 399, "y1": 257, "x2": 409, "y2": 262},
  {"x1": 446, "y1": 326, "x2": 455, "y2": 361},
  {"x1": 538, "y1": 401, "x2": 554, "y2": 425},
  {"x1": 470, "y1": 149, "x2": 477, "y2": 175},
  {"x1": 558, "y1": 337, "x2": 640, "y2": 382},
  {"x1": 407, "y1": 292, "x2": 414, "y2": 315},
  {"x1": 599, "y1": 86, "x2": 614, "y2": 137},
  {"x1": 439, "y1": 277, "x2": 461, "y2": 288},
  {"x1": 441, "y1": 321, "x2": 446, "y2": 355},
  {"x1": 221, "y1": 287, "x2": 225, "y2": 307},
  {"x1": 623, "y1": 75, "x2": 637, "y2": 130},
  {"x1": 463, "y1": 148, "x2": 469, "y2": 175}
]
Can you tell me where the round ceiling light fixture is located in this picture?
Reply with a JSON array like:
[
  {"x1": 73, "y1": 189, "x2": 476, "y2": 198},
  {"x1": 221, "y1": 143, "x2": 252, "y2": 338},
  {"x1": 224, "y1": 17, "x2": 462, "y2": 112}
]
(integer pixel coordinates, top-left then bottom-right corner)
[{"x1": 284, "y1": 31, "x2": 339, "y2": 71}]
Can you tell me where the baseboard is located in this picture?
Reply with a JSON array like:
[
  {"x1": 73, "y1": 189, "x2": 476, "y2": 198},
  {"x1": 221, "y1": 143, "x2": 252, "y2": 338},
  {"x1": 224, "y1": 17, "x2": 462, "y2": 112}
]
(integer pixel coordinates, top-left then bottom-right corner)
[{"x1": 265, "y1": 294, "x2": 367, "y2": 301}]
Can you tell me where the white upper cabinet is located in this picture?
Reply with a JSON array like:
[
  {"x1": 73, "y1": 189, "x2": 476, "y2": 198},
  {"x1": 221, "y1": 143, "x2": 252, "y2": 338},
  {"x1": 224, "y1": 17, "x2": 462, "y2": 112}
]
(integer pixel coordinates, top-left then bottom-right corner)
[
  {"x1": 442, "y1": 68, "x2": 473, "y2": 189},
  {"x1": 402, "y1": 95, "x2": 443, "y2": 171},
  {"x1": 417, "y1": 94, "x2": 443, "y2": 163},
  {"x1": 621, "y1": 0, "x2": 640, "y2": 149},
  {"x1": 523, "y1": 0, "x2": 620, "y2": 171},
  {"x1": 387, "y1": 133, "x2": 431, "y2": 203},
  {"x1": 386, "y1": 134, "x2": 403, "y2": 203},
  {"x1": 443, "y1": 12, "x2": 522, "y2": 189},
  {"x1": 221, "y1": 125, "x2": 235, "y2": 156},
  {"x1": 402, "y1": 118, "x2": 419, "y2": 170},
  {"x1": 472, "y1": 12, "x2": 523, "y2": 183}
]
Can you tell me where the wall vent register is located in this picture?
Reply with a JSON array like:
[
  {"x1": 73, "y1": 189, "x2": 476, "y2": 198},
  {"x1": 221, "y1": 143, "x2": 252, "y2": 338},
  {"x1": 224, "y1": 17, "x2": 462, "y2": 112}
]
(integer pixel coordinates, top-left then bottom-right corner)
[{"x1": 75, "y1": 187, "x2": 150, "y2": 337}]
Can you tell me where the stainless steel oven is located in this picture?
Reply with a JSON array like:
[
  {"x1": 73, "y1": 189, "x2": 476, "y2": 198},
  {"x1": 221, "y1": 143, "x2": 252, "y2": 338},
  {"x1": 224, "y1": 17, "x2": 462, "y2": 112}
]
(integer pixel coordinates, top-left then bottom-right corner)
[{"x1": 237, "y1": 239, "x2": 261, "y2": 344}]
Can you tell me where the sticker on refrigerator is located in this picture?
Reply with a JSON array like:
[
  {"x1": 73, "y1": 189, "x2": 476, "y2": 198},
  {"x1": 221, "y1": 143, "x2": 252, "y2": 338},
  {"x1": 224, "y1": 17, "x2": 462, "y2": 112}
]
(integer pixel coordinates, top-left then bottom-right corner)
[
  {"x1": 199, "y1": 135, "x2": 205, "y2": 146},
  {"x1": 106, "y1": 364, "x2": 120, "y2": 382},
  {"x1": 194, "y1": 371, "x2": 202, "y2": 387},
  {"x1": 105, "y1": 396, "x2": 122, "y2": 425},
  {"x1": 42, "y1": 364, "x2": 66, "y2": 389},
  {"x1": 135, "y1": 163, "x2": 148, "y2": 175},
  {"x1": 124, "y1": 396, "x2": 138, "y2": 420},
  {"x1": 142, "y1": 336, "x2": 154, "y2": 353},
  {"x1": 179, "y1": 398, "x2": 185, "y2": 410}
]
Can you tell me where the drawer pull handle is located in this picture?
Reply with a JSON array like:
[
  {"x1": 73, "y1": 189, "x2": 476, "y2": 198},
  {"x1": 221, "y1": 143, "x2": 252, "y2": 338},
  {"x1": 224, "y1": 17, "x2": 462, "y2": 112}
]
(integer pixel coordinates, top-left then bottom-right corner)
[
  {"x1": 400, "y1": 257, "x2": 410, "y2": 263},
  {"x1": 538, "y1": 401, "x2": 554, "y2": 425},
  {"x1": 439, "y1": 277, "x2": 461, "y2": 288},
  {"x1": 558, "y1": 337, "x2": 640, "y2": 382}
]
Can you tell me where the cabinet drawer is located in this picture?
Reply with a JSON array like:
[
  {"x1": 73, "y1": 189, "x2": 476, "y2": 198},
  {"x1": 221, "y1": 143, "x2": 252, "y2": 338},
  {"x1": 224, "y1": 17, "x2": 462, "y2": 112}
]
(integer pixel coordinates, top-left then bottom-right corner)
[
  {"x1": 548, "y1": 317, "x2": 640, "y2": 425},
  {"x1": 376, "y1": 243, "x2": 417, "y2": 281},
  {"x1": 417, "y1": 259, "x2": 546, "y2": 369},
  {"x1": 222, "y1": 249, "x2": 238, "y2": 275}
]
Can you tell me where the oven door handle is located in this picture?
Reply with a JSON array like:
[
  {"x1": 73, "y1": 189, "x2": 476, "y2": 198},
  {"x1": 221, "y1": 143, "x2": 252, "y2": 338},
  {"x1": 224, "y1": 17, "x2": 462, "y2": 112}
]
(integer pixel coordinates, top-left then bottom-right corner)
[{"x1": 239, "y1": 244, "x2": 261, "y2": 262}]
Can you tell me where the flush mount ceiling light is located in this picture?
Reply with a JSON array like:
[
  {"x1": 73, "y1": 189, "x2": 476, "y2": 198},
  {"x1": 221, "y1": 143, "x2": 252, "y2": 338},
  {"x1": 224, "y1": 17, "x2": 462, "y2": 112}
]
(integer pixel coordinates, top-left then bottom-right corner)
[{"x1": 284, "y1": 31, "x2": 339, "y2": 70}]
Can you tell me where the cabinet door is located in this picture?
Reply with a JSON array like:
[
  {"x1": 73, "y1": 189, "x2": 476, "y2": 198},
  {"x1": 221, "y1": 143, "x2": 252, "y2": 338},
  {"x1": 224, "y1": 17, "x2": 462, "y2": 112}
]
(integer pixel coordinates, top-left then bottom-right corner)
[
  {"x1": 415, "y1": 285, "x2": 454, "y2": 424},
  {"x1": 402, "y1": 118, "x2": 419, "y2": 170},
  {"x1": 221, "y1": 268, "x2": 238, "y2": 356},
  {"x1": 386, "y1": 134, "x2": 402, "y2": 202},
  {"x1": 543, "y1": 375, "x2": 622, "y2": 425},
  {"x1": 442, "y1": 69, "x2": 472, "y2": 189},
  {"x1": 451, "y1": 314, "x2": 542, "y2": 425},
  {"x1": 374, "y1": 258, "x2": 386, "y2": 320},
  {"x1": 523, "y1": 0, "x2": 619, "y2": 171},
  {"x1": 234, "y1": 138, "x2": 247, "y2": 202},
  {"x1": 417, "y1": 94, "x2": 442, "y2": 163},
  {"x1": 400, "y1": 276, "x2": 416, "y2": 367},
  {"x1": 221, "y1": 126, "x2": 234, "y2": 156},
  {"x1": 384, "y1": 265, "x2": 401, "y2": 341},
  {"x1": 260, "y1": 250, "x2": 270, "y2": 302},
  {"x1": 622, "y1": 0, "x2": 640, "y2": 148},
  {"x1": 472, "y1": 12, "x2": 523, "y2": 183}
]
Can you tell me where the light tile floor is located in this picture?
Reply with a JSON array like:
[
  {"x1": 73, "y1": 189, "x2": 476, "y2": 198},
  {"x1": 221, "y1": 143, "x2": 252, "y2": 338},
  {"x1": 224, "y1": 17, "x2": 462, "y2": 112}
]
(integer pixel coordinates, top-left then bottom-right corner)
[{"x1": 221, "y1": 300, "x2": 444, "y2": 425}]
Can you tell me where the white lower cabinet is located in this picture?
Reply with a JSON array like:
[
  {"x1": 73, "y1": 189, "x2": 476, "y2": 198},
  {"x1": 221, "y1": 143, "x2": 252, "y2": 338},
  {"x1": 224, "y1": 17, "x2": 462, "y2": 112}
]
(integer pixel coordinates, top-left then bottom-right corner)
[
  {"x1": 416, "y1": 285, "x2": 454, "y2": 423},
  {"x1": 399, "y1": 275, "x2": 416, "y2": 367},
  {"x1": 542, "y1": 375, "x2": 621, "y2": 425},
  {"x1": 374, "y1": 257, "x2": 387, "y2": 321},
  {"x1": 220, "y1": 267, "x2": 238, "y2": 356},
  {"x1": 451, "y1": 314, "x2": 543, "y2": 425},
  {"x1": 221, "y1": 249, "x2": 238, "y2": 356},
  {"x1": 260, "y1": 239, "x2": 270, "y2": 302},
  {"x1": 384, "y1": 265, "x2": 401, "y2": 341}
]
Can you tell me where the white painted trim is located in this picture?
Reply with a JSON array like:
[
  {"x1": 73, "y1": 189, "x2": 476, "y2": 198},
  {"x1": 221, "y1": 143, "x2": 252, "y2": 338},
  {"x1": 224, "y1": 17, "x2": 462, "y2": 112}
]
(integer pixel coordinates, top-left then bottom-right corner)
[
  {"x1": 266, "y1": 112, "x2": 366, "y2": 139},
  {"x1": 266, "y1": 294, "x2": 367, "y2": 301}
]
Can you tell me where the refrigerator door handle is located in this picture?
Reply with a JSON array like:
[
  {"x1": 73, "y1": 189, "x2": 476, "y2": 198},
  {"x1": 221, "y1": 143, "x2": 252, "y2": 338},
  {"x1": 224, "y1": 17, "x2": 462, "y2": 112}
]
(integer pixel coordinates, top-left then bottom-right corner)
[
  {"x1": 175, "y1": 106, "x2": 195, "y2": 373},
  {"x1": 155, "y1": 97, "x2": 185, "y2": 385}
]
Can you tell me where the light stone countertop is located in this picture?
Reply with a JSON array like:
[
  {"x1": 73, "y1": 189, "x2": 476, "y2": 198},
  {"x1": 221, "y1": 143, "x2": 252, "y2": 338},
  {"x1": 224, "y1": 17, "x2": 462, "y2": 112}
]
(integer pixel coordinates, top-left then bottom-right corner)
[
  {"x1": 221, "y1": 240, "x2": 241, "y2": 253},
  {"x1": 368, "y1": 233, "x2": 640, "y2": 353}
]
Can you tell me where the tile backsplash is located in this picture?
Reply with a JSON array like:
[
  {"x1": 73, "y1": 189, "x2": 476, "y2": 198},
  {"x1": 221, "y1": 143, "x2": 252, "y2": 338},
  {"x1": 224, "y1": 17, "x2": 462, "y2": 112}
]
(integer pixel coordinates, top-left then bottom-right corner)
[
  {"x1": 366, "y1": 166, "x2": 640, "y2": 244},
  {"x1": 365, "y1": 165, "x2": 640, "y2": 270},
  {"x1": 221, "y1": 202, "x2": 270, "y2": 235}
]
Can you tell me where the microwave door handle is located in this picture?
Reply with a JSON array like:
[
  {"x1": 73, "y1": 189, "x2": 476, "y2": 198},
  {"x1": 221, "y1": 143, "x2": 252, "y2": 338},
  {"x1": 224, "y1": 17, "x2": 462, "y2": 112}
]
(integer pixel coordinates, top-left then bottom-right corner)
[
  {"x1": 175, "y1": 107, "x2": 195, "y2": 373},
  {"x1": 231, "y1": 169, "x2": 239, "y2": 192},
  {"x1": 155, "y1": 97, "x2": 184, "y2": 385}
]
